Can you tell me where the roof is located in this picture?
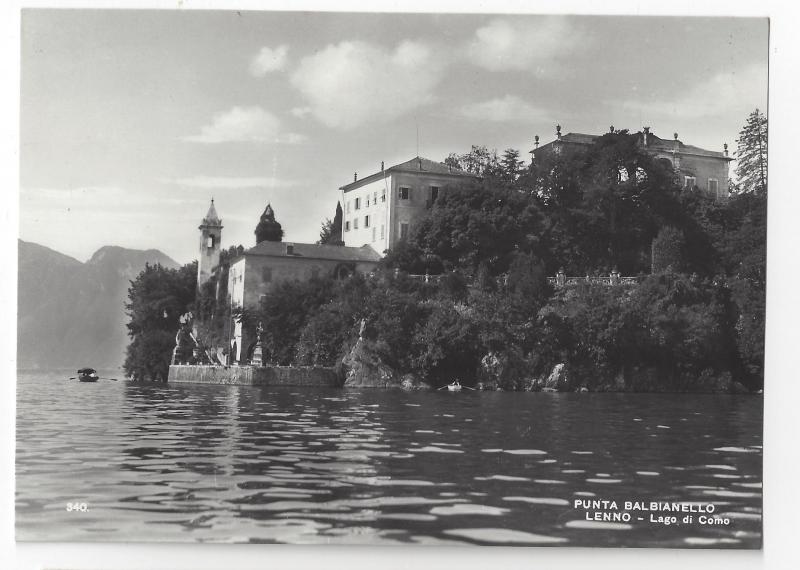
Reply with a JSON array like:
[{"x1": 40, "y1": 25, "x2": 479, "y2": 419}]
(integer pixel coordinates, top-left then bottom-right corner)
[
  {"x1": 340, "y1": 156, "x2": 477, "y2": 191},
  {"x1": 239, "y1": 241, "x2": 382, "y2": 263},
  {"x1": 200, "y1": 199, "x2": 222, "y2": 226},
  {"x1": 532, "y1": 131, "x2": 731, "y2": 161},
  {"x1": 640, "y1": 132, "x2": 730, "y2": 159}
]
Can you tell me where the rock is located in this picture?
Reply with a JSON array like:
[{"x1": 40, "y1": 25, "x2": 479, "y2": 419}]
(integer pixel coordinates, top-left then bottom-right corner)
[
  {"x1": 545, "y1": 363, "x2": 572, "y2": 392},
  {"x1": 478, "y1": 350, "x2": 531, "y2": 390},
  {"x1": 522, "y1": 377, "x2": 540, "y2": 392},
  {"x1": 400, "y1": 374, "x2": 431, "y2": 391},
  {"x1": 478, "y1": 352, "x2": 504, "y2": 388},
  {"x1": 341, "y1": 339, "x2": 401, "y2": 388},
  {"x1": 695, "y1": 370, "x2": 733, "y2": 394},
  {"x1": 730, "y1": 381, "x2": 750, "y2": 394}
]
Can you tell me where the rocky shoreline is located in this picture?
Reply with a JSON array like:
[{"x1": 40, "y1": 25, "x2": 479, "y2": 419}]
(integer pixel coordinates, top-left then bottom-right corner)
[{"x1": 339, "y1": 341, "x2": 759, "y2": 394}]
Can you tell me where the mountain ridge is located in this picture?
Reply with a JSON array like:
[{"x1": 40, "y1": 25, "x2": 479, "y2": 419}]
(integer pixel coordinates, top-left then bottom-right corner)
[{"x1": 17, "y1": 239, "x2": 182, "y2": 370}]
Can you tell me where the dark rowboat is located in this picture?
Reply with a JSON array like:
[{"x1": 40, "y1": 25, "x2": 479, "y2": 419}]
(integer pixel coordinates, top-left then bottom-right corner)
[{"x1": 77, "y1": 368, "x2": 99, "y2": 382}]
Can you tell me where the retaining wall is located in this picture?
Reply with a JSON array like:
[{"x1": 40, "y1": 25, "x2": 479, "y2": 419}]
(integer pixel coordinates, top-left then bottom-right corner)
[{"x1": 168, "y1": 364, "x2": 340, "y2": 387}]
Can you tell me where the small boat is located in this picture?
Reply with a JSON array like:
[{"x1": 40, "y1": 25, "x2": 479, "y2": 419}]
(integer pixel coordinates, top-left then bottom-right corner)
[
  {"x1": 77, "y1": 368, "x2": 99, "y2": 382},
  {"x1": 446, "y1": 380, "x2": 462, "y2": 392}
]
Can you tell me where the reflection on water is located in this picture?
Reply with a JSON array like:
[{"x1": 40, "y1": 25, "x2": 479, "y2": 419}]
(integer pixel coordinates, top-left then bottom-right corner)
[{"x1": 16, "y1": 371, "x2": 762, "y2": 547}]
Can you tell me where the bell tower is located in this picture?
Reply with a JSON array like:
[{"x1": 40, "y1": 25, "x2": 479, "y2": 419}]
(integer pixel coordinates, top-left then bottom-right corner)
[{"x1": 198, "y1": 198, "x2": 223, "y2": 288}]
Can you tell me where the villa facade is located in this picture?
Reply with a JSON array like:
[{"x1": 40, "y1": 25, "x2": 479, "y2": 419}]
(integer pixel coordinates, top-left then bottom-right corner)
[
  {"x1": 338, "y1": 156, "x2": 478, "y2": 252},
  {"x1": 531, "y1": 126, "x2": 733, "y2": 200}
]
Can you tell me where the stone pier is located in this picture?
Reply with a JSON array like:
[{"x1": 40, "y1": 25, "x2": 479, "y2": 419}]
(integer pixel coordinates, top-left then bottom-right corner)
[{"x1": 168, "y1": 364, "x2": 340, "y2": 387}]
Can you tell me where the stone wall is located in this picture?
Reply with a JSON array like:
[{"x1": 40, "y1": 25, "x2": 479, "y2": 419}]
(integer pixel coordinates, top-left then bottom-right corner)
[{"x1": 168, "y1": 364, "x2": 340, "y2": 387}]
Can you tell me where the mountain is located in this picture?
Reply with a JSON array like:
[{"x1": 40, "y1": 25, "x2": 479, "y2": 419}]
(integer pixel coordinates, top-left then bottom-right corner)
[{"x1": 17, "y1": 240, "x2": 180, "y2": 370}]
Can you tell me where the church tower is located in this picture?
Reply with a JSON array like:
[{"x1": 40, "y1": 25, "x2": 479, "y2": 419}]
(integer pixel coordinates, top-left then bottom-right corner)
[{"x1": 198, "y1": 199, "x2": 223, "y2": 288}]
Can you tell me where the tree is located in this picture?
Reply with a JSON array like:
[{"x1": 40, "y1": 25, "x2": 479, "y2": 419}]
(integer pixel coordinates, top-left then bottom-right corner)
[
  {"x1": 123, "y1": 262, "x2": 197, "y2": 381},
  {"x1": 318, "y1": 202, "x2": 344, "y2": 245},
  {"x1": 255, "y1": 203, "x2": 284, "y2": 243},
  {"x1": 444, "y1": 145, "x2": 500, "y2": 176},
  {"x1": 410, "y1": 181, "x2": 544, "y2": 276},
  {"x1": 500, "y1": 148, "x2": 524, "y2": 182},
  {"x1": 651, "y1": 226, "x2": 686, "y2": 274},
  {"x1": 734, "y1": 109, "x2": 768, "y2": 195}
]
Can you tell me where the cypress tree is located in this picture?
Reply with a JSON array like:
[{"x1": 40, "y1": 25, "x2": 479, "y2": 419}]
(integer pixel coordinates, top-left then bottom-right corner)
[{"x1": 318, "y1": 202, "x2": 344, "y2": 245}]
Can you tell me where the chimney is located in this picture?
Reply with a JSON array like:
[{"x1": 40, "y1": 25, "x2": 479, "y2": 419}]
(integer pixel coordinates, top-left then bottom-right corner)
[
  {"x1": 354, "y1": 172, "x2": 357, "y2": 182},
  {"x1": 643, "y1": 126, "x2": 650, "y2": 146},
  {"x1": 724, "y1": 143, "x2": 729, "y2": 157},
  {"x1": 285, "y1": 243, "x2": 294, "y2": 255},
  {"x1": 381, "y1": 160, "x2": 384, "y2": 171},
  {"x1": 556, "y1": 124, "x2": 562, "y2": 139},
  {"x1": 534, "y1": 135, "x2": 539, "y2": 149}
]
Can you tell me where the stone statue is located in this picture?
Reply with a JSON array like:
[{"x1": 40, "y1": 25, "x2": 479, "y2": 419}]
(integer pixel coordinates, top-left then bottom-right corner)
[
  {"x1": 252, "y1": 321, "x2": 265, "y2": 367},
  {"x1": 172, "y1": 314, "x2": 195, "y2": 365},
  {"x1": 359, "y1": 318, "x2": 366, "y2": 340}
]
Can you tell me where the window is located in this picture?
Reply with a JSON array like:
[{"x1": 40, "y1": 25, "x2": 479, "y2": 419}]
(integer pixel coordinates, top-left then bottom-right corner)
[
  {"x1": 380, "y1": 225, "x2": 385, "y2": 239},
  {"x1": 261, "y1": 267, "x2": 273, "y2": 283},
  {"x1": 345, "y1": 221, "x2": 350, "y2": 232},
  {"x1": 346, "y1": 201, "x2": 351, "y2": 213},
  {"x1": 708, "y1": 178, "x2": 719, "y2": 196},
  {"x1": 259, "y1": 294, "x2": 267, "y2": 308},
  {"x1": 364, "y1": 215, "x2": 370, "y2": 228},
  {"x1": 399, "y1": 187, "x2": 410, "y2": 200},
  {"x1": 430, "y1": 186, "x2": 440, "y2": 203},
  {"x1": 381, "y1": 190, "x2": 386, "y2": 202},
  {"x1": 684, "y1": 176, "x2": 696, "y2": 189},
  {"x1": 206, "y1": 234, "x2": 215, "y2": 248},
  {"x1": 366, "y1": 195, "x2": 370, "y2": 207},
  {"x1": 374, "y1": 191, "x2": 378, "y2": 204},
  {"x1": 355, "y1": 197, "x2": 361, "y2": 210},
  {"x1": 372, "y1": 227, "x2": 376, "y2": 242},
  {"x1": 400, "y1": 222, "x2": 409, "y2": 240},
  {"x1": 354, "y1": 218, "x2": 359, "y2": 229}
]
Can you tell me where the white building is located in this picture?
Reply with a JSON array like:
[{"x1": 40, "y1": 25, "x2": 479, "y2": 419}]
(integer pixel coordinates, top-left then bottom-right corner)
[{"x1": 339, "y1": 156, "x2": 478, "y2": 253}]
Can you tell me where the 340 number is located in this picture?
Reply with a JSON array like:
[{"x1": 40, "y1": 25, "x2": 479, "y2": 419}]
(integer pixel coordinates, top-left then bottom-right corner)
[{"x1": 66, "y1": 502, "x2": 88, "y2": 512}]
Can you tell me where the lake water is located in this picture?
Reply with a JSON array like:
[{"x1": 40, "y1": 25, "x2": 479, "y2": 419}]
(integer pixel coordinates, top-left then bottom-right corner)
[{"x1": 16, "y1": 370, "x2": 763, "y2": 548}]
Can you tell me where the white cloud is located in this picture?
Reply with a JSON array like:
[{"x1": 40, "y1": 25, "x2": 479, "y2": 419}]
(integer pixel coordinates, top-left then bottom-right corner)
[
  {"x1": 290, "y1": 40, "x2": 443, "y2": 130},
  {"x1": 468, "y1": 17, "x2": 577, "y2": 72},
  {"x1": 169, "y1": 176, "x2": 298, "y2": 189},
  {"x1": 622, "y1": 64, "x2": 768, "y2": 120},
  {"x1": 184, "y1": 106, "x2": 304, "y2": 144},
  {"x1": 459, "y1": 95, "x2": 548, "y2": 123},
  {"x1": 290, "y1": 106, "x2": 312, "y2": 118},
  {"x1": 249, "y1": 45, "x2": 289, "y2": 76}
]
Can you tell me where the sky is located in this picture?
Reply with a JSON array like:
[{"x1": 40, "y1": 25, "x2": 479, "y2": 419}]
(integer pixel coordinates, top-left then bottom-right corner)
[{"x1": 19, "y1": 9, "x2": 768, "y2": 265}]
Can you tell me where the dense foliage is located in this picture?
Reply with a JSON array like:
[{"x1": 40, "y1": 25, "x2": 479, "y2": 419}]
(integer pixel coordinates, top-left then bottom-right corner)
[
  {"x1": 734, "y1": 108, "x2": 768, "y2": 195},
  {"x1": 255, "y1": 203, "x2": 284, "y2": 243},
  {"x1": 193, "y1": 245, "x2": 244, "y2": 352},
  {"x1": 127, "y1": 113, "x2": 766, "y2": 392},
  {"x1": 123, "y1": 262, "x2": 197, "y2": 381}
]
